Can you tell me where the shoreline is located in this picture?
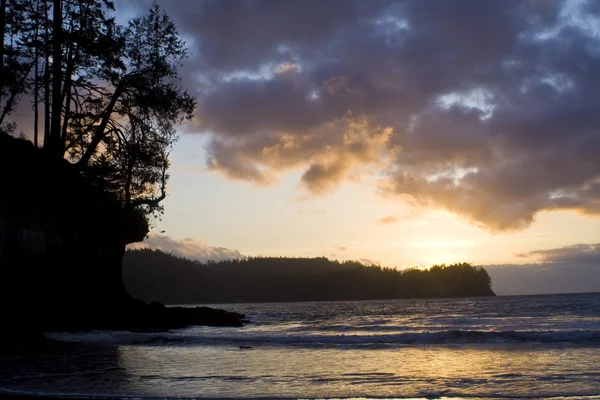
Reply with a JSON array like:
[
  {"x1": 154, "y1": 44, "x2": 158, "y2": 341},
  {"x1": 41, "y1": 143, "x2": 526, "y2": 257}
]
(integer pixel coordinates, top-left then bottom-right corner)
[
  {"x1": 0, "y1": 395, "x2": 130, "y2": 400},
  {"x1": 4, "y1": 394, "x2": 600, "y2": 400}
]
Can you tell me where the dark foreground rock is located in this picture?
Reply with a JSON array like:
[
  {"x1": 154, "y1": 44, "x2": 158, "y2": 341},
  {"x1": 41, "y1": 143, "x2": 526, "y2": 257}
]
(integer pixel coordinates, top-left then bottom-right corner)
[
  {"x1": 0, "y1": 134, "x2": 247, "y2": 339},
  {"x1": 127, "y1": 301, "x2": 249, "y2": 330},
  {"x1": 2, "y1": 300, "x2": 247, "y2": 340}
]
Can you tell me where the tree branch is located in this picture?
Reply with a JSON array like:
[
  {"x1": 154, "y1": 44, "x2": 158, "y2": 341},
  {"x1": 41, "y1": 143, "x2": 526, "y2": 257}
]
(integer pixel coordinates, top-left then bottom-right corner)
[
  {"x1": 130, "y1": 153, "x2": 168, "y2": 208},
  {"x1": 74, "y1": 79, "x2": 126, "y2": 168}
]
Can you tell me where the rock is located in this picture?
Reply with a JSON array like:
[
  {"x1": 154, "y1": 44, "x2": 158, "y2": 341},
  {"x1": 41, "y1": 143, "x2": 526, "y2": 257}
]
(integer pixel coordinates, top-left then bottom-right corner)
[
  {"x1": 119, "y1": 301, "x2": 247, "y2": 331},
  {"x1": 0, "y1": 133, "x2": 248, "y2": 336}
]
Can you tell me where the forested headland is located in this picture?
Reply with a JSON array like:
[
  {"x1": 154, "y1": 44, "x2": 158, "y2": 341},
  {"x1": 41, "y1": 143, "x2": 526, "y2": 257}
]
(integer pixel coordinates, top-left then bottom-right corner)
[{"x1": 124, "y1": 249, "x2": 496, "y2": 304}]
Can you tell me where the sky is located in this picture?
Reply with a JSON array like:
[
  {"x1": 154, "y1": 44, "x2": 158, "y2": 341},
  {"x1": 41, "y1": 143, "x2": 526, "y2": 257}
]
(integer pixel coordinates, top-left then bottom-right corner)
[{"x1": 13, "y1": 0, "x2": 600, "y2": 294}]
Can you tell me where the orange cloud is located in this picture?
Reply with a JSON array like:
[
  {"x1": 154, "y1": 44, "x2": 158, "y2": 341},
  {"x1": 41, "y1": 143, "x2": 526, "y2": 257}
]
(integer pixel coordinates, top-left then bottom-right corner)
[{"x1": 378, "y1": 215, "x2": 398, "y2": 225}]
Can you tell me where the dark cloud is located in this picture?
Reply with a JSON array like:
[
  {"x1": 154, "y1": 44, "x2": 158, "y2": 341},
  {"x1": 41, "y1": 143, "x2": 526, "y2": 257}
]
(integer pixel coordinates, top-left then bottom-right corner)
[
  {"x1": 487, "y1": 242, "x2": 600, "y2": 295},
  {"x1": 113, "y1": 1, "x2": 600, "y2": 230},
  {"x1": 127, "y1": 233, "x2": 242, "y2": 262},
  {"x1": 122, "y1": 0, "x2": 379, "y2": 72},
  {"x1": 519, "y1": 243, "x2": 600, "y2": 265}
]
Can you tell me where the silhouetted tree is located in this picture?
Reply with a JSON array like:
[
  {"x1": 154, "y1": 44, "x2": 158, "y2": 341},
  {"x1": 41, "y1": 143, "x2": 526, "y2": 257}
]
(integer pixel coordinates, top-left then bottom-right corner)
[
  {"x1": 31, "y1": 0, "x2": 41, "y2": 148},
  {"x1": 0, "y1": 0, "x2": 35, "y2": 127},
  {"x1": 0, "y1": 0, "x2": 195, "y2": 221}
]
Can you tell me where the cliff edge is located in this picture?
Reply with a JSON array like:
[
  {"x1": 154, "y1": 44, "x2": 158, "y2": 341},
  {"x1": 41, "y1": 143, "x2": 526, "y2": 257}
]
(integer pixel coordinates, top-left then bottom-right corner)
[{"x1": 0, "y1": 134, "x2": 245, "y2": 336}]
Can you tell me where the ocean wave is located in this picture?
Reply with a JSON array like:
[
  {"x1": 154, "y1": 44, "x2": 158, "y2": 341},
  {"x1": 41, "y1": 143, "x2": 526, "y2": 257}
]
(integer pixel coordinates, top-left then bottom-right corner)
[
  {"x1": 44, "y1": 331, "x2": 186, "y2": 345},
  {"x1": 277, "y1": 316, "x2": 600, "y2": 335},
  {"x1": 45, "y1": 328, "x2": 600, "y2": 347}
]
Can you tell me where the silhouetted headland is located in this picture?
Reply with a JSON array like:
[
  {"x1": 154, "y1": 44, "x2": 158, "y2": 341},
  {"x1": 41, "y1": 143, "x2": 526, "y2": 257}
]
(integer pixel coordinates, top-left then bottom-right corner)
[
  {"x1": 0, "y1": 134, "x2": 246, "y2": 340},
  {"x1": 124, "y1": 249, "x2": 496, "y2": 304}
]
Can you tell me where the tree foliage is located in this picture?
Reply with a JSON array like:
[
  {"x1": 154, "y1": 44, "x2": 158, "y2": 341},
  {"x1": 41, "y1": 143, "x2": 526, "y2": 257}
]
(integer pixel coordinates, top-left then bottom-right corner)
[
  {"x1": 1, "y1": 0, "x2": 195, "y2": 221},
  {"x1": 123, "y1": 249, "x2": 496, "y2": 304},
  {"x1": 0, "y1": 0, "x2": 36, "y2": 125}
]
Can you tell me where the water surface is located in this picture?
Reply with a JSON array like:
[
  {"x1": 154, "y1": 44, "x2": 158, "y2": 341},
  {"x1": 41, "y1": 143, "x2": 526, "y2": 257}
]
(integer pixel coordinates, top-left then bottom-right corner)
[{"x1": 1, "y1": 293, "x2": 599, "y2": 399}]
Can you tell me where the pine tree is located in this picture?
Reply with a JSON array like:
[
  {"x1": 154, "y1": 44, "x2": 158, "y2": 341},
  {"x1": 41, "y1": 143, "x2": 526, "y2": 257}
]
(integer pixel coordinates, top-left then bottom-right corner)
[{"x1": 0, "y1": 0, "x2": 195, "y2": 223}]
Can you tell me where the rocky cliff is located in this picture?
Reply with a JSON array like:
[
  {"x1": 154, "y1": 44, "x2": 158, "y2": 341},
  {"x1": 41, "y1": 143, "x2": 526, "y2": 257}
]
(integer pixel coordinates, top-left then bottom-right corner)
[
  {"x1": 0, "y1": 134, "x2": 148, "y2": 329},
  {"x1": 0, "y1": 134, "x2": 245, "y2": 335}
]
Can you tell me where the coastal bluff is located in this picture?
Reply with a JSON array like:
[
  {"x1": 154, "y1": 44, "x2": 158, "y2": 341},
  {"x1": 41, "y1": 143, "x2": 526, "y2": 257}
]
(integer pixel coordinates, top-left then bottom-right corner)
[{"x1": 0, "y1": 134, "x2": 246, "y2": 336}]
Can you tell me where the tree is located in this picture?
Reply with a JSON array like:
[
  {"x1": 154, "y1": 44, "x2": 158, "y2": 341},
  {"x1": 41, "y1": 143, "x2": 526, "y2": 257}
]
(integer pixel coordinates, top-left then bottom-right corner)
[
  {"x1": 32, "y1": 0, "x2": 40, "y2": 148},
  {"x1": 1, "y1": 0, "x2": 195, "y2": 223},
  {"x1": 0, "y1": 0, "x2": 35, "y2": 127},
  {"x1": 72, "y1": 2, "x2": 195, "y2": 217}
]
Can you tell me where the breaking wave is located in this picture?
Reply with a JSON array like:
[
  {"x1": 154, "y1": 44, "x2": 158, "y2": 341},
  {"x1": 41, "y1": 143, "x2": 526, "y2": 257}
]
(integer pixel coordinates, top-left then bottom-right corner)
[{"x1": 45, "y1": 328, "x2": 600, "y2": 348}]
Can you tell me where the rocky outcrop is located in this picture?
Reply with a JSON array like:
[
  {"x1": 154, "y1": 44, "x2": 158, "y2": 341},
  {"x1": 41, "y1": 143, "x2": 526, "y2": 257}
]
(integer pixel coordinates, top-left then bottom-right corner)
[{"x1": 0, "y1": 134, "x2": 246, "y2": 335}]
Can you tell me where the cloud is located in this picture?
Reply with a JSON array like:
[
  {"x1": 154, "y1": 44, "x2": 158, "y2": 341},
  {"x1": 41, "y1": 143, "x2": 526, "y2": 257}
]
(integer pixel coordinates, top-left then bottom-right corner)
[
  {"x1": 486, "y1": 242, "x2": 600, "y2": 295},
  {"x1": 378, "y1": 215, "x2": 398, "y2": 225},
  {"x1": 408, "y1": 239, "x2": 479, "y2": 248},
  {"x1": 205, "y1": 114, "x2": 393, "y2": 192},
  {"x1": 359, "y1": 258, "x2": 380, "y2": 266},
  {"x1": 335, "y1": 246, "x2": 348, "y2": 251},
  {"x1": 127, "y1": 233, "x2": 242, "y2": 262},
  {"x1": 518, "y1": 243, "x2": 600, "y2": 265},
  {"x1": 16, "y1": 0, "x2": 600, "y2": 231}
]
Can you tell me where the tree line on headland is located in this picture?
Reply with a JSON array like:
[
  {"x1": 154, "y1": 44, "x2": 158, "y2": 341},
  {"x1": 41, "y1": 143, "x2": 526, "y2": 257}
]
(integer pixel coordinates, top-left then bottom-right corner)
[{"x1": 124, "y1": 249, "x2": 496, "y2": 304}]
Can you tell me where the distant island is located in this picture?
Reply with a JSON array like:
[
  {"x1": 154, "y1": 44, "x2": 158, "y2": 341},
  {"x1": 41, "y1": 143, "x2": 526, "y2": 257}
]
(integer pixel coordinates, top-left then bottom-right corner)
[{"x1": 124, "y1": 249, "x2": 496, "y2": 304}]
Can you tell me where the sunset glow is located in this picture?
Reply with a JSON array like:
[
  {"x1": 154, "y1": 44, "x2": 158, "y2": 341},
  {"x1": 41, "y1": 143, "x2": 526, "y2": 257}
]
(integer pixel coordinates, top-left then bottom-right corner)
[
  {"x1": 9, "y1": 0, "x2": 600, "y2": 295},
  {"x1": 3, "y1": 1, "x2": 600, "y2": 399}
]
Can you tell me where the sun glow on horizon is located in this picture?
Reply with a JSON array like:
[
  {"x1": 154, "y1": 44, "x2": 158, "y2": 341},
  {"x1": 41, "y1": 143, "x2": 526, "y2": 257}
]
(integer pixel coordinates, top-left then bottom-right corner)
[{"x1": 154, "y1": 135, "x2": 600, "y2": 270}]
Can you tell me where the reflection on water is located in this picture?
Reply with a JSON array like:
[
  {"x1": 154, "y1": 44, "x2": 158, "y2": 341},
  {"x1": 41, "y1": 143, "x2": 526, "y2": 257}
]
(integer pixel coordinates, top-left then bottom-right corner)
[
  {"x1": 2, "y1": 295, "x2": 600, "y2": 399},
  {"x1": 0, "y1": 343, "x2": 128, "y2": 396},
  {"x1": 1, "y1": 342, "x2": 600, "y2": 399},
  {"x1": 114, "y1": 344, "x2": 600, "y2": 399}
]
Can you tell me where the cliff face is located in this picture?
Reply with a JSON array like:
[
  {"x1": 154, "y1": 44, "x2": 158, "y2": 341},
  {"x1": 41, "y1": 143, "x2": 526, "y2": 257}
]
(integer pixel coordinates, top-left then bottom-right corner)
[{"x1": 0, "y1": 135, "x2": 148, "y2": 331}]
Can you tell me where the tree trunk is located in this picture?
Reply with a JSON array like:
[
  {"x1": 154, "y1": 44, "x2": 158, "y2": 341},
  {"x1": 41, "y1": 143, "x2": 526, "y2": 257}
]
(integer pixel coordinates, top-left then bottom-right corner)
[
  {"x1": 43, "y1": 2, "x2": 50, "y2": 147},
  {"x1": 50, "y1": 0, "x2": 62, "y2": 157},
  {"x1": 76, "y1": 82, "x2": 125, "y2": 169},
  {"x1": 59, "y1": 43, "x2": 76, "y2": 152},
  {"x1": 0, "y1": 0, "x2": 8, "y2": 112},
  {"x1": 33, "y1": 0, "x2": 39, "y2": 147}
]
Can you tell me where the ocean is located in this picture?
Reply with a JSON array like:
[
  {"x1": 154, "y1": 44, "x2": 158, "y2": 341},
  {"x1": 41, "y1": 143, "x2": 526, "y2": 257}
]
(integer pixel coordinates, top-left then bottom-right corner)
[{"x1": 1, "y1": 293, "x2": 600, "y2": 400}]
